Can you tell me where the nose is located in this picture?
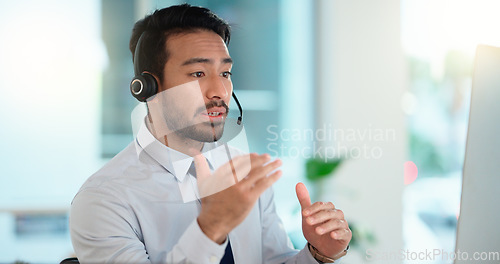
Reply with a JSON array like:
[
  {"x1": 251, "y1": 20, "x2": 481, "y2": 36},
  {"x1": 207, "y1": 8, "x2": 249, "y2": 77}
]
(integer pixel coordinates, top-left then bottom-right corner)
[{"x1": 205, "y1": 75, "x2": 230, "y2": 100}]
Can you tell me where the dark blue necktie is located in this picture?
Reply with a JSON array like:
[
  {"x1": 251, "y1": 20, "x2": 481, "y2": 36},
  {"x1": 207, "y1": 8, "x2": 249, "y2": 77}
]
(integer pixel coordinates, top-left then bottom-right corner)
[{"x1": 220, "y1": 240, "x2": 234, "y2": 264}]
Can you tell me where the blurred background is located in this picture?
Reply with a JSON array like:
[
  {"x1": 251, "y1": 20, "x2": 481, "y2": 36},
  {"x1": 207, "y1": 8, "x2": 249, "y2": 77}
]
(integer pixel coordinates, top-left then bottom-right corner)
[{"x1": 0, "y1": 0, "x2": 499, "y2": 263}]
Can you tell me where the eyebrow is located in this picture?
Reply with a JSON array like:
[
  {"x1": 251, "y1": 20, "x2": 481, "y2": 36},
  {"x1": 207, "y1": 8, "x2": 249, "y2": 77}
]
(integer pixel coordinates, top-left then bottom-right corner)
[{"x1": 181, "y1": 57, "x2": 233, "y2": 66}]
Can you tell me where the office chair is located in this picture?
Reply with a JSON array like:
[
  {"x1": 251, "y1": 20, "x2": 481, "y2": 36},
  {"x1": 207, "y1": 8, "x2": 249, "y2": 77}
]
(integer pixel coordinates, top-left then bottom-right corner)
[{"x1": 60, "y1": 257, "x2": 79, "y2": 264}]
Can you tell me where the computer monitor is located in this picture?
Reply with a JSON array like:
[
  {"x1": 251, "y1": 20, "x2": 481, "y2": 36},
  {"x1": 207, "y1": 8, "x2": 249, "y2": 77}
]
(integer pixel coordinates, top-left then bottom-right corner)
[{"x1": 454, "y1": 45, "x2": 500, "y2": 264}]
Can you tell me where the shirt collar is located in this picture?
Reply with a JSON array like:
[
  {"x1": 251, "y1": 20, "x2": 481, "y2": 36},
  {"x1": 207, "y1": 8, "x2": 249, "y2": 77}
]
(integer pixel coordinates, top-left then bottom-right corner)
[{"x1": 135, "y1": 118, "x2": 220, "y2": 182}]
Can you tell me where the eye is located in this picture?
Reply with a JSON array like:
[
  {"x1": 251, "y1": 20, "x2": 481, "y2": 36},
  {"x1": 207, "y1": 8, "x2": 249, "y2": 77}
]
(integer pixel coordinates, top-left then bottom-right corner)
[
  {"x1": 191, "y1": 72, "x2": 205, "y2": 78},
  {"x1": 220, "y1": 71, "x2": 232, "y2": 78}
]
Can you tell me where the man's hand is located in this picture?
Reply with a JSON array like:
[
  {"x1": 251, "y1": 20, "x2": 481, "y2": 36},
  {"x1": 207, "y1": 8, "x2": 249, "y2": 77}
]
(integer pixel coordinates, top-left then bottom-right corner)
[
  {"x1": 296, "y1": 182, "x2": 351, "y2": 259},
  {"x1": 194, "y1": 153, "x2": 282, "y2": 244}
]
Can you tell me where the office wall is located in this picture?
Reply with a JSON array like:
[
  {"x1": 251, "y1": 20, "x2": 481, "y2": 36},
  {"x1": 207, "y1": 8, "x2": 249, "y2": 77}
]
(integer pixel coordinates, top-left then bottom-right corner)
[{"x1": 316, "y1": 0, "x2": 406, "y2": 263}]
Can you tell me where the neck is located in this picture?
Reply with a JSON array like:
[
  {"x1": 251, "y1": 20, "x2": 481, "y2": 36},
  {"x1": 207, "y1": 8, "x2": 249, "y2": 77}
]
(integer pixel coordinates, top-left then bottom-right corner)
[{"x1": 146, "y1": 115, "x2": 204, "y2": 155}]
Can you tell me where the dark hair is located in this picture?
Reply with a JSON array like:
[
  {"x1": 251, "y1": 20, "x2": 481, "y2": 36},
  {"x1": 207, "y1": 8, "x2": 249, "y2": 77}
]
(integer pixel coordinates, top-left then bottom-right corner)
[{"x1": 129, "y1": 4, "x2": 231, "y2": 82}]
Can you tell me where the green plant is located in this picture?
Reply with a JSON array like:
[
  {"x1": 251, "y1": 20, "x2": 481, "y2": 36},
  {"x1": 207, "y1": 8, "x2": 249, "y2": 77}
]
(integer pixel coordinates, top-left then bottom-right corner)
[{"x1": 305, "y1": 158, "x2": 342, "y2": 181}]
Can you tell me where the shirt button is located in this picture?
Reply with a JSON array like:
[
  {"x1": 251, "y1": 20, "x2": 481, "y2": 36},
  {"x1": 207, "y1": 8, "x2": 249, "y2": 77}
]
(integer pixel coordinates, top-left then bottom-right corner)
[{"x1": 209, "y1": 255, "x2": 218, "y2": 263}]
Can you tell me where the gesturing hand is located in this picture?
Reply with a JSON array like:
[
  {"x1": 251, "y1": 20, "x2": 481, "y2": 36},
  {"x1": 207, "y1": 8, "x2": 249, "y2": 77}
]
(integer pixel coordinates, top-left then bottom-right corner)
[
  {"x1": 296, "y1": 182, "x2": 351, "y2": 259},
  {"x1": 194, "y1": 152, "x2": 282, "y2": 244}
]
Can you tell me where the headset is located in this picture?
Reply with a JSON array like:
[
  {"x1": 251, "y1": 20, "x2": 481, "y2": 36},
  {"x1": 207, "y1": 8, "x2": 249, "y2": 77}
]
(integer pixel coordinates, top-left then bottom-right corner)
[{"x1": 130, "y1": 32, "x2": 243, "y2": 125}]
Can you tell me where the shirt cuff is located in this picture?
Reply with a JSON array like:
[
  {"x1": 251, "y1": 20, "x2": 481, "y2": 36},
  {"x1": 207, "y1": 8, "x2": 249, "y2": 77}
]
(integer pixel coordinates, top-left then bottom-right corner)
[{"x1": 176, "y1": 219, "x2": 228, "y2": 264}]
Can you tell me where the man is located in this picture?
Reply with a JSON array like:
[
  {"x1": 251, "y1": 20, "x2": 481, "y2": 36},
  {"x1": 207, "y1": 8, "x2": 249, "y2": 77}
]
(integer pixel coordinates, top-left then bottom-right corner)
[{"x1": 70, "y1": 4, "x2": 351, "y2": 263}]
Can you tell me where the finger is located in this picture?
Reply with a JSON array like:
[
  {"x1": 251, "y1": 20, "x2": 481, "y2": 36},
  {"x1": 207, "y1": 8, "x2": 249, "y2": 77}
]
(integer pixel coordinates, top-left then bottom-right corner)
[
  {"x1": 314, "y1": 219, "x2": 348, "y2": 236},
  {"x1": 225, "y1": 153, "x2": 254, "y2": 180},
  {"x1": 232, "y1": 153, "x2": 265, "y2": 182},
  {"x1": 243, "y1": 158, "x2": 282, "y2": 186},
  {"x1": 250, "y1": 153, "x2": 271, "y2": 169},
  {"x1": 235, "y1": 153, "x2": 270, "y2": 183},
  {"x1": 193, "y1": 153, "x2": 211, "y2": 182},
  {"x1": 215, "y1": 153, "x2": 254, "y2": 178},
  {"x1": 231, "y1": 154, "x2": 252, "y2": 182},
  {"x1": 330, "y1": 228, "x2": 352, "y2": 241},
  {"x1": 295, "y1": 182, "x2": 311, "y2": 209},
  {"x1": 305, "y1": 208, "x2": 344, "y2": 225},
  {"x1": 251, "y1": 169, "x2": 282, "y2": 194},
  {"x1": 200, "y1": 154, "x2": 252, "y2": 189},
  {"x1": 234, "y1": 153, "x2": 269, "y2": 178},
  {"x1": 303, "y1": 202, "x2": 336, "y2": 217}
]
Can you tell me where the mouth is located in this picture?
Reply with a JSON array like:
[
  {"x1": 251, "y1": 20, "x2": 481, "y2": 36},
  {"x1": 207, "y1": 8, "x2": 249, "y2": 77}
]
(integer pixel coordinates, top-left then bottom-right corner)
[{"x1": 201, "y1": 107, "x2": 227, "y2": 122}]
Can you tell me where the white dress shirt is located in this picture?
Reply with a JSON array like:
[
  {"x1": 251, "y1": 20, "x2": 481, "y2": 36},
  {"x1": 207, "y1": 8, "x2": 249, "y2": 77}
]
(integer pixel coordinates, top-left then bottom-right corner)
[{"x1": 70, "y1": 120, "x2": 324, "y2": 264}]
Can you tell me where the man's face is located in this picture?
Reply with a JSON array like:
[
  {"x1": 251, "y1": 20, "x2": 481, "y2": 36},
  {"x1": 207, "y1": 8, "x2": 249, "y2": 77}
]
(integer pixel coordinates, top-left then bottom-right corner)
[{"x1": 154, "y1": 30, "x2": 233, "y2": 142}]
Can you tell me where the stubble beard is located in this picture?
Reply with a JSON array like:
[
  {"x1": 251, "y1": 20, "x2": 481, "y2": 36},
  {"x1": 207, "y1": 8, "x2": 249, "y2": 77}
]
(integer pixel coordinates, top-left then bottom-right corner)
[
  {"x1": 162, "y1": 99, "x2": 229, "y2": 142},
  {"x1": 174, "y1": 120, "x2": 225, "y2": 142}
]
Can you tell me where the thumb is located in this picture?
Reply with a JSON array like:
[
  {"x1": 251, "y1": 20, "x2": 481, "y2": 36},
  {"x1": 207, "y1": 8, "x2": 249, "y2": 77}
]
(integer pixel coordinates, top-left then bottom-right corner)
[{"x1": 296, "y1": 182, "x2": 312, "y2": 209}]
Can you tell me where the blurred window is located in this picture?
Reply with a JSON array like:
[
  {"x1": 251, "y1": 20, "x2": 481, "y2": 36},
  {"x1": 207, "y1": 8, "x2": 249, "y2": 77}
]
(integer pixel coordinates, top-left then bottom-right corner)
[{"x1": 401, "y1": 0, "x2": 500, "y2": 260}]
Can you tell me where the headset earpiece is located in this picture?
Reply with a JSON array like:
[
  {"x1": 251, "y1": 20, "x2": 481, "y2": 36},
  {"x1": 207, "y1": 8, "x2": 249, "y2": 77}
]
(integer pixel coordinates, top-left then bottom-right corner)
[
  {"x1": 130, "y1": 72, "x2": 158, "y2": 102},
  {"x1": 130, "y1": 32, "x2": 158, "y2": 102}
]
